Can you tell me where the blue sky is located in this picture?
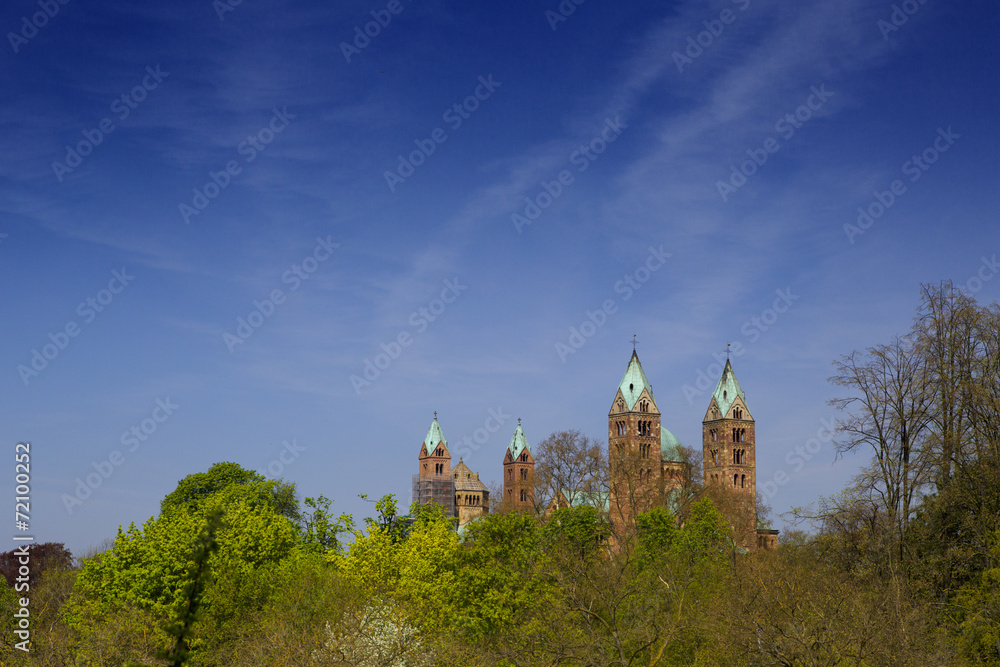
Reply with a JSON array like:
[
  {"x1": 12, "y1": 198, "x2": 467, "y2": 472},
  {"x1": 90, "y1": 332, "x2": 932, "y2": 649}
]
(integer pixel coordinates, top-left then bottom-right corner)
[{"x1": 2, "y1": 0, "x2": 998, "y2": 556}]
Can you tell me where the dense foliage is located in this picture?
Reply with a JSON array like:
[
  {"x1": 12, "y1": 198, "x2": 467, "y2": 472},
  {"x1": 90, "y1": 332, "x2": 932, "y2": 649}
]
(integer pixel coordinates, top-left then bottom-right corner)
[{"x1": 2, "y1": 284, "x2": 998, "y2": 665}]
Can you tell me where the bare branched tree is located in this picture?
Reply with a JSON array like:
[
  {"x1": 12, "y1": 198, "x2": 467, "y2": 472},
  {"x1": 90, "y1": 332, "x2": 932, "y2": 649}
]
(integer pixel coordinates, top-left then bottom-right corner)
[
  {"x1": 829, "y1": 334, "x2": 934, "y2": 565},
  {"x1": 532, "y1": 430, "x2": 608, "y2": 514}
]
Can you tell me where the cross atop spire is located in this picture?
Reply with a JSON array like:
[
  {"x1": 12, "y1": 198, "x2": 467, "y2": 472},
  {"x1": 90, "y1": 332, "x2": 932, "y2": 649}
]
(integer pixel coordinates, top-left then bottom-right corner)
[
  {"x1": 631, "y1": 334, "x2": 639, "y2": 351},
  {"x1": 726, "y1": 342, "x2": 731, "y2": 361}
]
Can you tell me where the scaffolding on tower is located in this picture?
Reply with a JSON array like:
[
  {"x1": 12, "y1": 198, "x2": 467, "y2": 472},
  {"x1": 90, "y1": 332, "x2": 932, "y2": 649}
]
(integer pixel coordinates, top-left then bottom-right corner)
[{"x1": 411, "y1": 473, "x2": 455, "y2": 517}]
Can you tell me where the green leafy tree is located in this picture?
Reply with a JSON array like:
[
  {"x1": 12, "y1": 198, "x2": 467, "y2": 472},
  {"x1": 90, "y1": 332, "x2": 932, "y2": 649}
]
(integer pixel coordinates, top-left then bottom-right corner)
[
  {"x1": 300, "y1": 494, "x2": 355, "y2": 554},
  {"x1": 67, "y1": 463, "x2": 304, "y2": 664},
  {"x1": 954, "y1": 530, "x2": 1000, "y2": 664},
  {"x1": 447, "y1": 511, "x2": 550, "y2": 645},
  {"x1": 161, "y1": 461, "x2": 299, "y2": 521},
  {"x1": 156, "y1": 508, "x2": 222, "y2": 667},
  {"x1": 541, "y1": 505, "x2": 610, "y2": 562}
]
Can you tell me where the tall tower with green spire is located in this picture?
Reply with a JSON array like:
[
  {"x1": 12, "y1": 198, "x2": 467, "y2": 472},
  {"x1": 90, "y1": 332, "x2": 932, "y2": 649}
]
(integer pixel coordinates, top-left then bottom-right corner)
[
  {"x1": 702, "y1": 359, "x2": 758, "y2": 545},
  {"x1": 503, "y1": 419, "x2": 534, "y2": 511},
  {"x1": 608, "y1": 350, "x2": 664, "y2": 527}
]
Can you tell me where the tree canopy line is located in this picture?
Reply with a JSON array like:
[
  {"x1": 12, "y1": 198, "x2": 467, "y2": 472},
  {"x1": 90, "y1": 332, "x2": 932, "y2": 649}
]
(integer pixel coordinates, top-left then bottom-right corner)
[{"x1": 3, "y1": 282, "x2": 998, "y2": 665}]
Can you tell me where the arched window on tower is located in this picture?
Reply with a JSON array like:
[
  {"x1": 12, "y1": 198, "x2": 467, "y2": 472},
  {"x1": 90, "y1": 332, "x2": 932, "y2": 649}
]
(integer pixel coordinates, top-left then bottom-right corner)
[
  {"x1": 520, "y1": 489, "x2": 526, "y2": 502},
  {"x1": 733, "y1": 474, "x2": 738, "y2": 487},
  {"x1": 741, "y1": 474, "x2": 745, "y2": 489},
  {"x1": 520, "y1": 469, "x2": 527, "y2": 480}
]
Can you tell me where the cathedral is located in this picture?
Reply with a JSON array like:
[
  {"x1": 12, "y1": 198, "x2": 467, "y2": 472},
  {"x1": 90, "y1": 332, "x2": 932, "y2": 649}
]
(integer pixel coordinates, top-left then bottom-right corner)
[{"x1": 412, "y1": 349, "x2": 777, "y2": 549}]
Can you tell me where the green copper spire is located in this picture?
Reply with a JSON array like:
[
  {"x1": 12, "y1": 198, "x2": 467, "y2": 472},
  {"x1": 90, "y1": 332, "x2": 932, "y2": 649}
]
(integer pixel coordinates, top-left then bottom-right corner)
[
  {"x1": 712, "y1": 359, "x2": 746, "y2": 417},
  {"x1": 508, "y1": 420, "x2": 530, "y2": 459},
  {"x1": 618, "y1": 350, "x2": 655, "y2": 410},
  {"x1": 423, "y1": 414, "x2": 448, "y2": 455}
]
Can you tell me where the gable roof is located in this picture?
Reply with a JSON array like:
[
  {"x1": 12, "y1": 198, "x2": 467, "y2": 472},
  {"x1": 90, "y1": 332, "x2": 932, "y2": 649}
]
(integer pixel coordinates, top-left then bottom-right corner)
[
  {"x1": 618, "y1": 351, "x2": 655, "y2": 411},
  {"x1": 507, "y1": 422, "x2": 531, "y2": 459},
  {"x1": 452, "y1": 459, "x2": 488, "y2": 491},
  {"x1": 712, "y1": 359, "x2": 747, "y2": 417},
  {"x1": 422, "y1": 416, "x2": 448, "y2": 456}
]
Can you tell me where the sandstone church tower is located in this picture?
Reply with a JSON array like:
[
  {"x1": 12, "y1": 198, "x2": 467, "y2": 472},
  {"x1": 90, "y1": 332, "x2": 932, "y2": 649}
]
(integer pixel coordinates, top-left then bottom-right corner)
[
  {"x1": 607, "y1": 350, "x2": 686, "y2": 529},
  {"x1": 609, "y1": 351, "x2": 662, "y2": 527},
  {"x1": 503, "y1": 420, "x2": 534, "y2": 511},
  {"x1": 702, "y1": 359, "x2": 775, "y2": 549},
  {"x1": 413, "y1": 413, "x2": 490, "y2": 527},
  {"x1": 414, "y1": 413, "x2": 455, "y2": 517}
]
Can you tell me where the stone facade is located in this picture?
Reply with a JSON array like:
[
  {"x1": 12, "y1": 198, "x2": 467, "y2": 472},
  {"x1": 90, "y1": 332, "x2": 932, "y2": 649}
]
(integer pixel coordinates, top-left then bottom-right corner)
[{"x1": 452, "y1": 459, "x2": 489, "y2": 527}]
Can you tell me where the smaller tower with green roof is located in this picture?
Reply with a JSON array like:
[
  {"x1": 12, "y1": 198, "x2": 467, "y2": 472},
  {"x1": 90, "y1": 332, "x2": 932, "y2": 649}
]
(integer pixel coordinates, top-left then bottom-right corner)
[
  {"x1": 413, "y1": 413, "x2": 455, "y2": 517},
  {"x1": 503, "y1": 419, "x2": 534, "y2": 511}
]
